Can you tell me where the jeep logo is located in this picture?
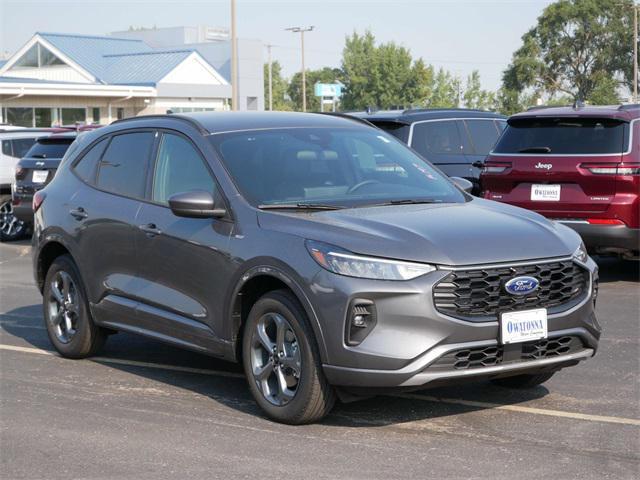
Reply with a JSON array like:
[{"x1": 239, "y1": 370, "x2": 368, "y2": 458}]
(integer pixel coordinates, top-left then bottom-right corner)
[{"x1": 535, "y1": 162, "x2": 552, "y2": 170}]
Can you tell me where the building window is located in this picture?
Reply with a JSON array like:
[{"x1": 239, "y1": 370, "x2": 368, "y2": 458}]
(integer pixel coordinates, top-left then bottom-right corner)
[
  {"x1": 34, "y1": 108, "x2": 53, "y2": 127},
  {"x1": 14, "y1": 43, "x2": 65, "y2": 69},
  {"x1": 61, "y1": 108, "x2": 86, "y2": 125},
  {"x1": 116, "y1": 108, "x2": 125, "y2": 120},
  {"x1": 6, "y1": 108, "x2": 34, "y2": 127},
  {"x1": 92, "y1": 108, "x2": 100, "y2": 124}
]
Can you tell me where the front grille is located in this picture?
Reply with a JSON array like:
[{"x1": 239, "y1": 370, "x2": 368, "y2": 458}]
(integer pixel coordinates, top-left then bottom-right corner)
[
  {"x1": 433, "y1": 260, "x2": 588, "y2": 321},
  {"x1": 428, "y1": 335, "x2": 584, "y2": 371}
]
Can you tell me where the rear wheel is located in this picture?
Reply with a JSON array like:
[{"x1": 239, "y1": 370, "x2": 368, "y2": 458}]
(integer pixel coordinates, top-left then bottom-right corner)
[
  {"x1": 0, "y1": 195, "x2": 27, "y2": 242},
  {"x1": 43, "y1": 254, "x2": 106, "y2": 358},
  {"x1": 491, "y1": 372, "x2": 555, "y2": 389},
  {"x1": 242, "y1": 290, "x2": 335, "y2": 424}
]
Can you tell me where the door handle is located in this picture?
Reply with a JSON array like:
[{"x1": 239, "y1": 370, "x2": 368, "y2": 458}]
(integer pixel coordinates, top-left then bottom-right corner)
[
  {"x1": 139, "y1": 223, "x2": 162, "y2": 236},
  {"x1": 69, "y1": 207, "x2": 88, "y2": 220}
]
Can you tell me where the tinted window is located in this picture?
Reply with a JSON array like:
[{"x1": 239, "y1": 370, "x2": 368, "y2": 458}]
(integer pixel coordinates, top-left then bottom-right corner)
[
  {"x1": 2, "y1": 140, "x2": 11, "y2": 156},
  {"x1": 12, "y1": 138, "x2": 38, "y2": 158},
  {"x1": 464, "y1": 119, "x2": 501, "y2": 155},
  {"x1": 211, "y1": 128, "x2": 464, "y2": 207},
  {"x1": 493, "y1": 118, "x2": 628, "y2": 154},
  {"x1": 25, "y1": 140, "x2": 73, "y2": 159},
  {"x1": 74, "y1": 138, "x2": 108, "y2": 184},
  {"x1": 152, "y1": 134, "x2": 215, "y2": 204},
  {"x1": 97, "y1": 132, "x2": 153, "y2": 198},
  {"x1": 411, "y1": 121, "x2": 463, "y2": 157},
  {"x1": 371, "y1": 121, "x2": 409, "y2": 143}
]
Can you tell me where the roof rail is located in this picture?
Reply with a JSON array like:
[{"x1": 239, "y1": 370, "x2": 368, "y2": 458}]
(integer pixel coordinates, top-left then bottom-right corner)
[
  {"x1": 110, "y1": 113, "x2": 209, "y2": 134},
  {"x1": 525, "y1": 104, "x2": 572, "y2": 111},
  {"x1": 315, "y1": 112, "x2": 375, "y2": 127},
  {"x1": 401, "y1": 107, "x2": 492, "y2": 115}
]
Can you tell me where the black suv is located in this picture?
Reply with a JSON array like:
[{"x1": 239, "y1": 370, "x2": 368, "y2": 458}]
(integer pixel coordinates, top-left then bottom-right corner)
[
  {"x1": 13, "y1": 132, "x2": 78, "y2": 229},
  {"x1": 350, "y1": 109, "x2": 507, "y2": 193},
  {"x1": 32, "y1": 112, "x2": 598, "y2": 424}
]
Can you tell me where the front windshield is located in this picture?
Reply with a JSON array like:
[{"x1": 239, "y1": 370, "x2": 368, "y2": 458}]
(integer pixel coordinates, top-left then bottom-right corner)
[{"x1": 209, "y1": 127, "x2": 465, "y2": 208}]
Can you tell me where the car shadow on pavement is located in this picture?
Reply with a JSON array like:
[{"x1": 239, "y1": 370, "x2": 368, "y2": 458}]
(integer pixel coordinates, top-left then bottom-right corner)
[
  {"x1": 594, "y1": 256, "x2": 639, "y2": 283},
  {"x1": 2, "y1": 304, "x2": 550, "y2": 428}
]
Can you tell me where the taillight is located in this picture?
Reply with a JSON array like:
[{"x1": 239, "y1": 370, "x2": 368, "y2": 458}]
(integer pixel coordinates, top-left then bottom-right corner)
[
  {"x1": 587, "y1": 218, "x2": 625, "y2": 225},
  {"x1": 33, "y1": 190, "x2": 46, "y2": 213},
  {"x1": 581, "y1": 163, "x2": 640, "y2": 175},
  {"x1": 14, "y1": 167, "x2": 27, "y2": 180},
  {"x1": 483, "y1": 161, "x2": 511, "y2": 174}
]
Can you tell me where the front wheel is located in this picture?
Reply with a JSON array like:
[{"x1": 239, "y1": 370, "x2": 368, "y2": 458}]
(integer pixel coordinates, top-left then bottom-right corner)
[
  {"x1": 242, "y1": 290, "x2": 335, "y2": 424},
  {"x1": 0, "y1": 195, "x2": 27, "y2": 242},
  {"x1": 490, "y1": 372, "x2": 555, "y2": 389}
]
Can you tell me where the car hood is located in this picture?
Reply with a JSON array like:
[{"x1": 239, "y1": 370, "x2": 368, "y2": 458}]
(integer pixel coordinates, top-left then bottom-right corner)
[{"x1": 257, "y1": 198, "x2": 581, "y2": 266}]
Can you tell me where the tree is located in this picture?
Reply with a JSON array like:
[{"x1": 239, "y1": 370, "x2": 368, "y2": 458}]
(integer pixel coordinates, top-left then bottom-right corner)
[
  {"x1": 263, "y1": 60, "x2": 292, "y2": 111},
  {"x1": 428, "y1": 68, "x2": 459, "y2": 108},
  {"x1": 463, "y1": 70, "x2": 496, "y2": 110},
  {"x1": 287, "y1": 67, "x2": 343, "y2": 111},
  {"x1": 502, "y1": 0, "x2": 636, "y2": 104},
  {"x1": 340, "y1": 31, "x2": 434, "y2": 110}
]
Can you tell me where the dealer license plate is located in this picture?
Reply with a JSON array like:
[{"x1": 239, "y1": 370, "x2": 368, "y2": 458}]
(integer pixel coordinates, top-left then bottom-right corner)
[
  {"x1": 500, "y1": 308, "x2": 548, "y2": 344},
  {"x1": 32, "y1": 170, "x2": 49, "y2": 184},
  {"x1": 531, "y1": 184, "x2": 560, "y2": 201}
]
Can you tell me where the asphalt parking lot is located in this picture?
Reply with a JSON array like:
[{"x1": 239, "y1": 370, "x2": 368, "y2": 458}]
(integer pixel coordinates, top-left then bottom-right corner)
[{"x1": 0, "y1": 239, "x2": 638, "y2": 480}]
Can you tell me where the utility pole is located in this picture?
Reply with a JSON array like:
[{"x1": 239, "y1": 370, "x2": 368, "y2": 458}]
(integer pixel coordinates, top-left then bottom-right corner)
[
  {"x1": 634, "y1": 3, "x2": 638, "y2": 103},
  {"x1": 230, "y1": 0, "x2": 238, "y2": 111},
  {"x1": 266, "y1": 44, "x2": 273, "y2": 111},
  {"x1": 285, "y1": 26, "x2": 314, "y2": 112}
]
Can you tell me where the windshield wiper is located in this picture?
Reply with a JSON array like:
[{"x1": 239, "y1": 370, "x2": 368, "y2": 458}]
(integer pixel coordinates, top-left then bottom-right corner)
[
  {"x1": 518, "y1": 147, "x2": 551, "y2": 153},
  {"x1": 369, "y1": 198, "x2": 440, "y2": 207},
  {"x1": 258, "y1": 203, "x2": 345, "y2": 211}
]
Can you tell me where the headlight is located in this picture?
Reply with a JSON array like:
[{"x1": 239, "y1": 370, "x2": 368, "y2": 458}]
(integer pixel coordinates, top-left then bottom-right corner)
[
  {"x1": 306, "y1": 240, "x2": 436, "y2": 281},
  {"x1": 573, "y1": 241, "x2": 588, "y2": 263}
]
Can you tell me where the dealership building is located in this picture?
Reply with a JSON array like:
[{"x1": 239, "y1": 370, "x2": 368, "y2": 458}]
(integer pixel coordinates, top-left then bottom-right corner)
[{"x1": 0, "y1": 26, "x2": 264, "y2": 127}]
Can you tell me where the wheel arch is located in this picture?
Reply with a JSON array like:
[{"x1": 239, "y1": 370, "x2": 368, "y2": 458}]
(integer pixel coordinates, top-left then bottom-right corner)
[
  {"x1": 225, "y1": 262, "x2": 328, "y2": 364},
  {"x1": 35, "y1": 239, "x2": 75, "y2": 293}
]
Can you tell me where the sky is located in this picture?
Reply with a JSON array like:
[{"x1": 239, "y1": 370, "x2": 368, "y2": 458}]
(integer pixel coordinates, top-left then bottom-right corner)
[{"x1": 0, "y1": 0, "x2": 556, "y2": 91}]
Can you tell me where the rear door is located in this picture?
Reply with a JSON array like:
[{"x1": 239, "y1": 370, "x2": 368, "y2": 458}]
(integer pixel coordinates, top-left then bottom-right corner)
[
  {"x1": 409, "y1": 119, "x2": 467, "y2": 179},
  {"x1": 485, "y1": 117, "x2": 627, "y2": 215}
]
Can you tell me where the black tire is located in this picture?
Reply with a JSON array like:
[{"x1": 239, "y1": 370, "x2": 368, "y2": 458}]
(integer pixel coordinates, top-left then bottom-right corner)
[
  {"x1": 242, "y1": 289, "x2": 335, "y2": 424},
  {"x1": 0, "y1": 194, "x2": 27, "y2": 242},
  {"x1": 491, "y1": 372, "x2": 555, "y2": 389},
  {"x1": 43, "y1": 254, "x2": 106, "y2": 358}
]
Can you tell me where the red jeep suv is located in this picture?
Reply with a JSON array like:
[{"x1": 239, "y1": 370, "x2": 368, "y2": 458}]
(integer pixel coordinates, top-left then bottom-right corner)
[{"x1": 481, "y1": 104, "x2": 639, "y2": 260}]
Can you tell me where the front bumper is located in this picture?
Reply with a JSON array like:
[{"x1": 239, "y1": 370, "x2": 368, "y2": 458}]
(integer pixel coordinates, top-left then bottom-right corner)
[
  {"x1": 314, "y1": 256, "x2": 600, "y2": 389},
  {"x1": 556, "y1": 220, "x2": 639, "y2": 254}
]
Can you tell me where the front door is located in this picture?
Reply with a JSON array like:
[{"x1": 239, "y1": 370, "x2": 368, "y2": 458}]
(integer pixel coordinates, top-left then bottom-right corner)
[{"x1": 133, "y1": 131, "x2": 234, "y2": 355}]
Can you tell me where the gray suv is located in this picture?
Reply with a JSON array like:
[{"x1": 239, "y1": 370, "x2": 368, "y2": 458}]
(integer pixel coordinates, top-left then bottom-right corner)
[{"x1": 32, "y1": 112, "x2": 600, "y2": 424}]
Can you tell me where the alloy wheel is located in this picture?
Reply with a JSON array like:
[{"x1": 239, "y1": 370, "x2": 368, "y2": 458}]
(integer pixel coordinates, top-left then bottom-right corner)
[
  {"x1": 47, "y1": 271, "x2": 80, "y2": 344},
  {"x1": 0, "y1": 200, "x2": 25, "y2": 239},
  {"x1": 250, "y1": 312, "x2": 302, "y2": 406}
]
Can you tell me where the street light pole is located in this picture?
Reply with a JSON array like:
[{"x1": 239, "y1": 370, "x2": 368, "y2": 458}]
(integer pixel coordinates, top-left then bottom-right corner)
[
  {"x1": 266, "y1": 44, "x2": 273, "y2": 111},
  {"x1": 230, "y1": 0, "x2": 238, "y2": 111},
  {"x1": 286, "y1": 26, "x2": 314, "y2": 112}
]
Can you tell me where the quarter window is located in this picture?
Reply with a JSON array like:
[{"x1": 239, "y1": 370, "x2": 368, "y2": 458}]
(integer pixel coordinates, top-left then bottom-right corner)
[
  {"x1": 464, "y1": 119, "x2": 501, "y2": 155},
  {"x1": 152, "y1": 133, "x2": 215, "y2": 205},
  {"x1": 74, "y1": 138, "x2": 108, "y2": 184},
  {"x1": 96, "y1": 132, "x2": 154, "y2": 198}
]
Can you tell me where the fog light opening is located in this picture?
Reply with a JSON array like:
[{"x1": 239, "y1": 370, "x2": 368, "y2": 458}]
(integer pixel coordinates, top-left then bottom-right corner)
[{"x1": 345, "y1": 299, "x2": 377, "y2": 346}]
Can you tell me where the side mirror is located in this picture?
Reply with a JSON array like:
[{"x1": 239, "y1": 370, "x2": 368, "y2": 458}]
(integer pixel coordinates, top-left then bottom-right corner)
[
  {"x1": 451, "y1": 177, "x2": 473, "y2": 194},
  {"x1": 168, "y1": 190, "x2": 226, "y2": 219}
]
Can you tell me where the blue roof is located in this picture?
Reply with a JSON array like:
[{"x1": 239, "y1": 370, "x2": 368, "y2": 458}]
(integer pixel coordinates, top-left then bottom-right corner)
[
  {"x1": 0, "y1": 60, "x2": 6, "y2": 69},
  {"x1": 30, "y1": 32, "x2": 212, "y2": 86}
]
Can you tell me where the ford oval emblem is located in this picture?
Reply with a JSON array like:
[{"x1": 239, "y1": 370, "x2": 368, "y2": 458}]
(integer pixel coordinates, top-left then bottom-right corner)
[{"x1": 504, "y1": 276, "x2": 539, "y2": 296}]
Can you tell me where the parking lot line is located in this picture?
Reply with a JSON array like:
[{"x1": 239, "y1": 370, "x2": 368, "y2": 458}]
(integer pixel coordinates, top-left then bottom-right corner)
[{"x1": 2, "y1": 343, "x2": 639, "y2": 427}]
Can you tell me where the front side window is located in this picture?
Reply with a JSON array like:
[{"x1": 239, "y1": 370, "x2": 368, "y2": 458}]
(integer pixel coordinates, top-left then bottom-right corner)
[
  {"x1": 411, "y1": 121, "x2": 464, "y2": 157},
  {"x1": 493, "y1": 118, "x2": 628, "y2": 154},
  {"x1": 96, "y1": 132, "x2": 154, "y2": 198},
  {"x1": 211, "y1": 127, "x2": 464, "y2": 207},
  {"x1": 152, "y1": 133, "x2": 215, "y2": 205}
]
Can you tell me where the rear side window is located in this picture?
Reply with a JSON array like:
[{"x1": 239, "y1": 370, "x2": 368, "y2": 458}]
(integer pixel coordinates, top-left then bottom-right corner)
[
  {"x1": 464, "y1": 119, "x2": 501, "y2": 155},
  {"x1": 96, "y1": 132, "x2": 154, "y2": 198},
  {"x1": 411, "y1": 121, "x2": 463, "y2": 157},
  {"x1": 152, "y1": 133, "x2": 215, "y2": 205},
  {"x1": 26, "y1": 140, "x2": 73, "y2": 159},
  {"x1": 13, "y1": 138, "x2": 38, "y2": 157},
  {"x1": 74, "y1": 138, "x2": 108, "y2": 184},
  {"x1": 494, "y1": 118, "x2": 628, "y2": 154}
]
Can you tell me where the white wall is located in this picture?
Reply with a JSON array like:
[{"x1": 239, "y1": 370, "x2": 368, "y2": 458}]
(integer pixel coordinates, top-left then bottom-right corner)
[{"x1": 5, "y1": 65, "x2": 90, "y2": 83}]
